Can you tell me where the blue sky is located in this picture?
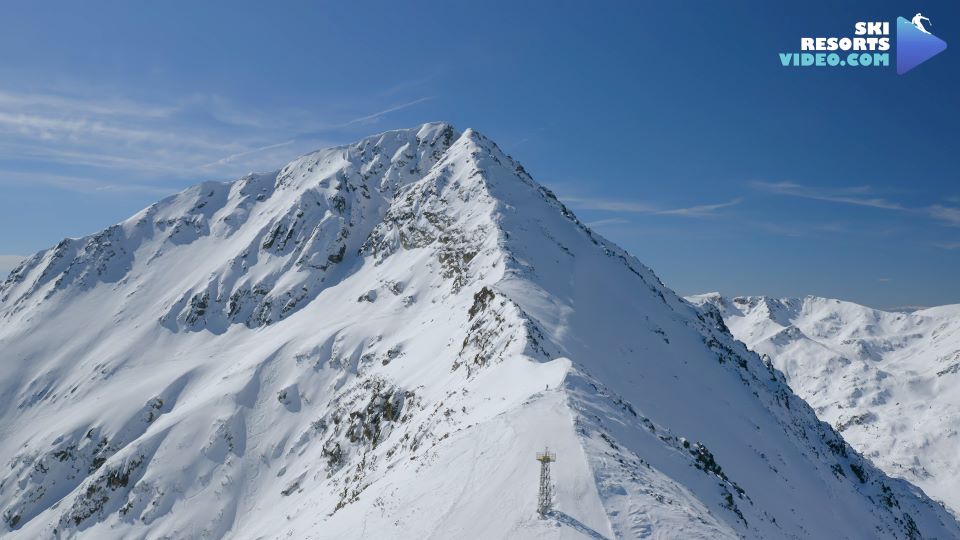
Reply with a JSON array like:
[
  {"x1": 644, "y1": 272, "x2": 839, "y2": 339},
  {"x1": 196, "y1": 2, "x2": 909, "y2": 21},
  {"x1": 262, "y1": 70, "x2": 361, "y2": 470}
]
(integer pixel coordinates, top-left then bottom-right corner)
[{"x1": 0, "y1": 1, "x2": 957, "y2": 308}]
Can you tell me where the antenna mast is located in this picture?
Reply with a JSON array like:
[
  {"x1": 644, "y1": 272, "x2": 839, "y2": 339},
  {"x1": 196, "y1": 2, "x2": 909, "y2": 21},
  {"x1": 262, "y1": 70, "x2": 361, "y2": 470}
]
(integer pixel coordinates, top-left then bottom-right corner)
[{"x1": 535, "y1": 447, "x2": 556, "y2": 518}]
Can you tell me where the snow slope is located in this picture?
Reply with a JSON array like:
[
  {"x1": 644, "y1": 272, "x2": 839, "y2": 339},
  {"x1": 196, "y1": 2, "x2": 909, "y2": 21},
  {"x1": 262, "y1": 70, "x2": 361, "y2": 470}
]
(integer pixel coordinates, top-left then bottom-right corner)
[
  {"x1": 688, "y1": 293, "x2": 960, "y2": 516},
  {"x1": 1, "y1": 124, "x2": 957, "y2": 539}
]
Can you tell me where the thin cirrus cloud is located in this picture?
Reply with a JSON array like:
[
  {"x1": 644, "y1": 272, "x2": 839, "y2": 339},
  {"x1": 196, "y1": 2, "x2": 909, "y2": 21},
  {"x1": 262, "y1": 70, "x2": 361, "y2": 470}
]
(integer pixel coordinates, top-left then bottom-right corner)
[
  {"x1": 585, "y1": 217, "x2": 631, "y2": 228},
  {"x1": 0, "y1": 171, "x2": 179, "y2": 196},
  {"x1": 0, "y1": 89, "x2": 176, "y2": 117},
  {"x1": 929, "y1": 205, "x2": 960, "y2": 227},
  {"x1": 200, "y1": 140, "x2": 298, "y2": 169},
  {"x1": 341, "y1": 96, "x2": 434, "y2": 126},
  {"x1": 0, "y1": 86, "x2": 435, "y2": 192},
  {"x1": 751, "y1": 181, "x2": 960, "y2": 229},
  {"x1": 656, "y1": 198, "x2": 744, "y2": 216},
  {"x1": 750, "y1": 181, "x2": 904, "y2": 210},
  {"x1": 561, "y1": 195, "x2": 742, "y2": 218},
  {"x1": 0, "y1": 91, "x2": 279, "y2": 182}
]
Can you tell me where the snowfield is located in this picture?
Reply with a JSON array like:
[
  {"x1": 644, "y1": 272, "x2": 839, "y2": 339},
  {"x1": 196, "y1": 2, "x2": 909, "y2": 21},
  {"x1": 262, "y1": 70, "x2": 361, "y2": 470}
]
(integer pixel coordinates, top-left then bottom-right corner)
[
  {"x1": 1, "y1": 123, "x2": 958, "y2": 539},
  {"x1": 688, "y1": 293, "x2": 960, "y2": 518}
]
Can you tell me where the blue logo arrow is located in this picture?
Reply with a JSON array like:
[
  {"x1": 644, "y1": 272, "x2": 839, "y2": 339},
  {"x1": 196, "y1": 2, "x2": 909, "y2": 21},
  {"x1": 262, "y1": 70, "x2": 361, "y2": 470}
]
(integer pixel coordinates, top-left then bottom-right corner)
[{"x1": 897, "y1": 16, "x2": 947, "y2": 75}]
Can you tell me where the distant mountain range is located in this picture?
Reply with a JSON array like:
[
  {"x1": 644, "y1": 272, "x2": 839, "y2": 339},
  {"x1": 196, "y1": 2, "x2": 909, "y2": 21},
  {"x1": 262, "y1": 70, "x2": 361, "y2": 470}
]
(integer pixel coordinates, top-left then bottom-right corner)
[{"x1": 689, "y1": 293, "x2": 960, "y2": 516}]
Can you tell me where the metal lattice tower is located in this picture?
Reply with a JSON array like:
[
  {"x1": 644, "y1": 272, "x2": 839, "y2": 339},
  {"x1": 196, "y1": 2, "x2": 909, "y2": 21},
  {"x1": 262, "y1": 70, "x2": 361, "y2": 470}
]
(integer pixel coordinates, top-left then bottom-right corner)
[{"x1": 536, "y1": 447, "x2": 556, "y2": 518}]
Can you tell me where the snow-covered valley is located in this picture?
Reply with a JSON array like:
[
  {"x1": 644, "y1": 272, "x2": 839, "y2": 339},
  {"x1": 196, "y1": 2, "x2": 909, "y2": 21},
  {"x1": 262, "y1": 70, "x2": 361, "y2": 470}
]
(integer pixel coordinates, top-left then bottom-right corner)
[{"x1": 1, "y1": 123, "x2": 957, "y2": 539}]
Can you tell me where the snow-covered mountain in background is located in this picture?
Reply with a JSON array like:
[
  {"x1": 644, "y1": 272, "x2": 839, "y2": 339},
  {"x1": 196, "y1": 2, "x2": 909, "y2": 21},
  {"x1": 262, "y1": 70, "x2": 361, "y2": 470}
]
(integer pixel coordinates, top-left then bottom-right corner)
[
  {"x1": 687, "y1": 293, "x2": 960, "y2": 516},
  {"x1": 1, "y1": 124, "x2": 957, "y2": 539}
]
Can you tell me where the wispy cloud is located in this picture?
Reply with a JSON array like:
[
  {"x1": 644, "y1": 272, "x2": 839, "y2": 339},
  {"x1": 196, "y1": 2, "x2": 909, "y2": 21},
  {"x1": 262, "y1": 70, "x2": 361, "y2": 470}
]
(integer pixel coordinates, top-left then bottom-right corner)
[
  {"x1": 0, "y1": 90, "x2": 176, "y2": 119},
  {"x1": 657, "y1": 198, "x2": 743, "y2": 217},
  {"x1": 929, "y1": 205, "x2": 960, "y2": 227},
  {"x1": 935, "y1": 242, "x2": 960, "y2": 250},
  {"x1": 374, "y1": 74, "x2": 438, "y2": 99},
  {"x1": 0, "y1": 111, "x2": 237, "y2": 153},
  {"x1": 0, "y1": 171, "x2": 180, "y2": 196},
  {"x1": 562, "y1": 196, "x2": 658, "y2": 213},
  {"x1": 752, "y1": 181, "x2": 960, "y2": 229},
  {"x1": 585, "y1": 217, "x2": 630, "y2": 228},
  {"x1": 562, "y1": 195, "x2": 741, "y2": 218},
  {"x1": 750, "y1": 181, "x2": 904, "y2": 210},
  {"x1": 0, "y1": 91, "x2": 269, "y2": 182},
  {"x1": 0, "y1": 86, "x2": 437, "y2": 194},
  {"x1": 343, "y1": 96, "x2": 433, "y2": 126},
  {"x1": 201, "y1": 139, "x2": 297, "y2": 169}
]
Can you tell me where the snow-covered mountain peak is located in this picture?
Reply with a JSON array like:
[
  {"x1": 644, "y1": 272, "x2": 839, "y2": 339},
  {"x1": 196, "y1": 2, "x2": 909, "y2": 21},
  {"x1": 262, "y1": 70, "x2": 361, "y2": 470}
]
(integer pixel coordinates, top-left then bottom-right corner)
[
  {"x1": 1, "y1": 123, "x2": 470, "y2": 329},
  {"x1": 273, "y1": 121, "x2": 457, "y2": 191},
  {"x1": 2, "y1": 128, "x2": 959, "y2": 538}
]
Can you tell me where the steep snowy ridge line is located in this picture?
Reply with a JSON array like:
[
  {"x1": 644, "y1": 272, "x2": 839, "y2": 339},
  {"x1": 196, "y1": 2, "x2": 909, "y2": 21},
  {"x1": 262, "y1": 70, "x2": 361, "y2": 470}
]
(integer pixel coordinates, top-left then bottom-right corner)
[
  {"x1": 370, "y1": 127, "x2": 960, "y2": 537},
  {"x1": 0, "y1": 124, "x2": 958, "y2": 538}
]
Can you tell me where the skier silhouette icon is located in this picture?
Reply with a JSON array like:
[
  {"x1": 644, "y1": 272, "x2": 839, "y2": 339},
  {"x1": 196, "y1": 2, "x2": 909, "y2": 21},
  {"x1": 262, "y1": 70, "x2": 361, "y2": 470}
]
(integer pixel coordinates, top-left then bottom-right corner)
[{"x1": 912, "y1": 13, "x2": 932, "y2": 34}]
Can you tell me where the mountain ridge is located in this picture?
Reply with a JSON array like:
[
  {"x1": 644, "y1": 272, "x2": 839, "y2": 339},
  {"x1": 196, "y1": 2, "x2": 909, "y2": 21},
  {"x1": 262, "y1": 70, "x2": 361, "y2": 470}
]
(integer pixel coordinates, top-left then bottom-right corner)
[
  {"x1": 688, "y1": 292, "x2": 960, "y2": 516},
  {"x1": 1, "y1": 124, "x2": 957, "y2": 538}
]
